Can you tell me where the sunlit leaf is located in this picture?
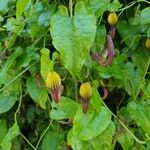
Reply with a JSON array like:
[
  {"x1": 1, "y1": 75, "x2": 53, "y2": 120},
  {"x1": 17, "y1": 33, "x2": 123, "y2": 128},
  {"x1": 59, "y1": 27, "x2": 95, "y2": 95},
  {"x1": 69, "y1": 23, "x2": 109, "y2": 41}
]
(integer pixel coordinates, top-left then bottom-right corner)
[
  {"x1": 1, "y1": 123, "x2": 19, "y2": 150},
  {"x1": 140, "y1": 7, "x2": 150, "y2": 24},
  {"x1": 73, "y1": 106, "x2": 111, "y2": 140},
  {"x1": 40, "y1": 48, "x2": 53, "y2": 81},
  {"x1": 50, "y1": 97, "x2": 79, "y2": 120},
  {"x1": 50, "y1": 1, "x2": 96, "y2": 75},
  {"x1": 16, "y1": 0, "x2": 30, "y2": 19}
]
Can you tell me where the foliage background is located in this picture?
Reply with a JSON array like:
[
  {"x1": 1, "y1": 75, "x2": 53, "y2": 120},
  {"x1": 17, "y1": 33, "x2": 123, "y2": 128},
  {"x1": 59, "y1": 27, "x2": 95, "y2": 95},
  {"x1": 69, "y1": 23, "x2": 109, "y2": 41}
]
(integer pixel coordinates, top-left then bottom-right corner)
[{"x1": 0, "y1": 0, "x2": 150, "y2": 150}]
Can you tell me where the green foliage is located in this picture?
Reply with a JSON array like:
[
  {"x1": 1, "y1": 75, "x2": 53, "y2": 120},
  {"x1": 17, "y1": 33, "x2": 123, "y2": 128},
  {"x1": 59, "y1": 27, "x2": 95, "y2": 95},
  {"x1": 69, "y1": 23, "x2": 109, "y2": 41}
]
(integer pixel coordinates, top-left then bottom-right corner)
[{"x1": 0, "y1": 0, "x2": 150, "y2": 149}]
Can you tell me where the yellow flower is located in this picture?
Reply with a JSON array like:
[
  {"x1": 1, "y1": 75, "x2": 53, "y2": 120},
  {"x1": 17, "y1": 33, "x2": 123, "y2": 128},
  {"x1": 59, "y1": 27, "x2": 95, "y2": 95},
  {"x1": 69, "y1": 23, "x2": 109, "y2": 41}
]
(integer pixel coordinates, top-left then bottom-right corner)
[
  {"x1": 146, "y1": 39, "x2": 150, "y2": 49},
  {"x1": 79, "y1": 82, "x2": 92, "y2": 100},
  {"x1": 46, "y1": 71, "x2": 61, "y2": 90},
  {"x1": 108, "y1": 12, "x2": 118, "y2": 26}
]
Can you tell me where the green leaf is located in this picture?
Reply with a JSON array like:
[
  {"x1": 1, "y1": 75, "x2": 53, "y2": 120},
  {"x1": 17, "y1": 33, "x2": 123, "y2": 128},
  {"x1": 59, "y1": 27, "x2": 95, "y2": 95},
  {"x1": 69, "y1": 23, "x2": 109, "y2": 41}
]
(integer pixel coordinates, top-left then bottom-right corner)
[
  {"x1": 0, "y1": 48, "x2": 23, "y2": 85},
  {"x1": 1, "y1": 123, "x2": 19, "y2": 150},
  {"x1": 6, "y1": 34, "x2": 17, "y2": 49},
  {"x1": 128, "y1": 100, "x2": 150, "y2": 135},
  {"x1": 41, "y1": 131, "x2": 64, "y2": 150},
  {"x1": 87, "y1": 0, "x2": 122, "y2": 18},
  {"x1": 124, "y1": 62, "x2": 141, "y2": 97},
  {"x1": 94, "y1": 25, "x2": 106, "y2": 51},
  {"x1": 26, "y1": 77, "x2": 48, "y2": 109},
  {"x1": 67, "y1": 129, "x2": 92, "y2": 150},
  {"x1": 140, "y1": 7, "x2": 150, "y2": 24},
  {"x1": 0, "y1": 96, "x2": 17, "y2": 114},
  {"x1": 141, "y1": 81, "x2": 150, "y2": 99},
  {"x1": 90, "y1": 122, "x2": 115, "y2": 150},
  {"x1": 50, "y1": 97, "x2": 79, "y2": 120},
  {"x1": 73, "y1": 106, "x2": 111, "y2": 140},
  {"x1": 90, "y1": 81, "x2": 101, "y2": 112},
  {"x1": 0, "y1": 0, "x2": 9, "y2": 15},
  {"x1": 118, "y1": 130, "x2": 134, "y2": 150},
  {"x1": 132, "y1": 47, "x2": 149, "y2": 75},
  {"x1": 117, "y1": 20, "x2": 140, "y2": 49},
  {"x1": 68, "y1": 122, "x2": 115, "y2": 150},
  {"x1": 50, "y1": 1, "x2": 96, "y2": 75},
  {"x1": 40, "y1": 48, "x2": 53, "y2": 81},
  {"x1": 16, "y1": 46, "x2": 39, "y2": 68},
  {"x1": 147, "y1": 26, "x2": 150, "y2": 37},
  {"x1": 0, "y1": 120, "x2": 7, "y2": 144},
  {"x1": 16, "y1": 0, "x2": 30, "y2": 19}
]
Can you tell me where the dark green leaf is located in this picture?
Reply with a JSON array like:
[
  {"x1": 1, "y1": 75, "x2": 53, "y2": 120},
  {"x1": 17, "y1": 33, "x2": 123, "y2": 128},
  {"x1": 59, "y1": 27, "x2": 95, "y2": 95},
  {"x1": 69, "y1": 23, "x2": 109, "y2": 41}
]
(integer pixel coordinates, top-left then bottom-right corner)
[
  {"x1": 41, "y1": 131, "x2": 64, "y2": 150},
  {"x1": 0, "y1": 96, "x2": 17, "y2": 114},
  {"x1": 0, "y1": 120, "x2": 7, "y2": 144},
  {"x1": 27, "y1": 77, "x2": 48, "y2": 109}
]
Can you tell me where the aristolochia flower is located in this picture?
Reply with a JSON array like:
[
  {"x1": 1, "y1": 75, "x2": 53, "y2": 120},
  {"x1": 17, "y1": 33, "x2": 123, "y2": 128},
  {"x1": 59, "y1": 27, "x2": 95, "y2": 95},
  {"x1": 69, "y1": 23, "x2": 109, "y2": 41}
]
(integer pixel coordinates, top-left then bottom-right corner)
[
  {"x1": 46, "y1": 71, "x2": 61, "y2": 90},
  {"x1": 146, "y1": 39, "x2": 150, "y2": 49},
  {"x1": 108, "y1": 12, "x2": 118, "y2": 26},
  {"x1": 46, "y1": 71, "x2": 63, "y2": 103},
  {"x1": 80, "y1": 82, "x2": 92, "y2": 100}
]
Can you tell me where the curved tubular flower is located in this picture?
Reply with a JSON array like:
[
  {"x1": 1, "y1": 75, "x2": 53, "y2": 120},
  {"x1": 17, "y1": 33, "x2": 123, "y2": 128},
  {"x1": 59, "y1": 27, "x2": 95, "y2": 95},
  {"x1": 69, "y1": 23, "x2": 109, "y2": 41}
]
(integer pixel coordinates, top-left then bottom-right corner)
[
  {"x1": 46, "y1": 72, "x2": 61, "y2": 90},
  {"x1": 146, "y1": 39, "x2": 150, "y2": 49},
  {"x1": 92, "y1": 34, "x2": 115, "y2": 66},
  {"x1": 79, "y1": 82, "x2": 92, "y2": 113},
  {"x1": 46, "y1": 71, "x2": 63, "y2": 103},
  {"x1": 108, "y1": 12, "x2": 118, "y2": 26},
  {"x1": 80, "y1": 82, "x2": 92, "y2": 100}
]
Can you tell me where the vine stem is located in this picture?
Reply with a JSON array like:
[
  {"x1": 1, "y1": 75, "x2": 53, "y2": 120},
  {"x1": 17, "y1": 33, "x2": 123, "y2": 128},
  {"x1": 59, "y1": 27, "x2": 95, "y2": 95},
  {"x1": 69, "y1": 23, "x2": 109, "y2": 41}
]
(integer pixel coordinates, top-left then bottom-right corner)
[
  {"x1": 14, "y1": 86, "x2": 36, "y2": 150},
  {"x1": 74, "y1": 76, "x2": 78, "y2": 100},
  {"x1": 14, "y1": 85, "x2": 22, "y2": 124},
  {"x1": 0, "y1": 61, "x2": 38, "y2": 93},
  {"x1": 19, "y1": 132, "x2": 36, "y2": 150},
  {"x1": 69, "y1": 0, "x2": 73, "y2": 17},
  {"x1": 100, "y1": 98, "x2": 146, "y2": 144},
  {"x1": 35, "y1": 119, "x2": 53, "y2": 150}
]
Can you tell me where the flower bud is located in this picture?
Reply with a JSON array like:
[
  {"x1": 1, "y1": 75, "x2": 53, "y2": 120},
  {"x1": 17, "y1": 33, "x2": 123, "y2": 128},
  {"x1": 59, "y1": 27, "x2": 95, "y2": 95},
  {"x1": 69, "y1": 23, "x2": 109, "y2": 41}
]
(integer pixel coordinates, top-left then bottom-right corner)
[
  {"x1": 46, "y1": 71, "x2": 63, "y2": 103},
  {"x1": 108, "y1": 12, "x2": 118, "y2": 26},
  {"x1": 79, "y1": 82, "x2": 92, "y2": 100},
  {"x1": 146, "y1": 39, "x2": 150, "y2": 49},
  {"x1": 46, "y1": 71, "x2": 61, "y2": 90}
]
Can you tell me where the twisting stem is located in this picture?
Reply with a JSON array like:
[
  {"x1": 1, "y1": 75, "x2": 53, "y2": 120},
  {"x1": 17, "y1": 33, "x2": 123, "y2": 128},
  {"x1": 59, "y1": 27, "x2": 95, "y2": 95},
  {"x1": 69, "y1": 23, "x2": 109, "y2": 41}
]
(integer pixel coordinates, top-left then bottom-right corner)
[
  {"x1": 100, "y1": 97, "x2": 146, "y2": 144},
  {"x1": 0, "y1": 61, "x2": 38, "y2": 93},
  {"x1": 14, "y1": 87, "x2": 36, "y2": 150},
  {"x1": 20, "y1": 132, "x2": 36, "y2": 150},
  {"x1": 74, "y1": 76, "x2": 78, "y2": 100},
  {"x1": 14, "y1": 86, "x2": 22, "y2": 123},
  {"x1": 35, "y1": 119, "x2": 53, "y2": 150}
]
